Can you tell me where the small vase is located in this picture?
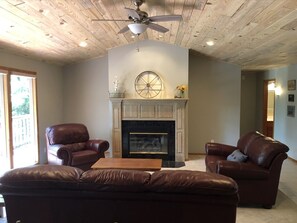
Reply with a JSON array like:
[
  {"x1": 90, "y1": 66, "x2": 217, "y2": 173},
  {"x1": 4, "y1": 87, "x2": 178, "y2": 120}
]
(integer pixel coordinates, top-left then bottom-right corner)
[{"x1": 175, "y1": 90, "x2": 184, "y2": 98}]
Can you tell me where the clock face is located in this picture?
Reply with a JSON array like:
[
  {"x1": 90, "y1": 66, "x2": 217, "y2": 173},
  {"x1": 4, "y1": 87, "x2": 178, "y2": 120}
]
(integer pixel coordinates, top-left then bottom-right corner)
[{"x1": 134, "y1": 71, "x2": 162, "y2": 98}]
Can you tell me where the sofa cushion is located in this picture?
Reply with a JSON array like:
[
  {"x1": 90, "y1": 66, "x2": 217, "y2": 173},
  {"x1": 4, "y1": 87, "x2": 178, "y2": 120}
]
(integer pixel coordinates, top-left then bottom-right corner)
[
  {"x1": 80, "y1": 169, "x2": 151, "y2": 192},
  {"x1": 216, "y1": 160, "x2": 269, "y2": 180},
  {"x1": 149, "y1": 170, "x2": 238, "y2": 196},
  {"x1": 0, "y1": 165, "x2": 83, "y2": 189},
  {"x1": 227, "y1": 150, "x2": 248, "y2": 162}
]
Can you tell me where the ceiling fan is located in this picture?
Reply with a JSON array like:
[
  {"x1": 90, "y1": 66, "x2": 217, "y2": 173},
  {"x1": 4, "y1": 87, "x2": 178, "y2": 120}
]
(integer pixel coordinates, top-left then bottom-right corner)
[{"x1": 92, "y1": 0, "x2": 182, "y2": 35}]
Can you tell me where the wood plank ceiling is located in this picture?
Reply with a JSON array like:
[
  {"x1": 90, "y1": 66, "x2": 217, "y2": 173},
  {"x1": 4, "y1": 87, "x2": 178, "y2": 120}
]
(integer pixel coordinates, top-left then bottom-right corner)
[{"x1": 0, "y1": 0, "x2": 297, "y2": 70}]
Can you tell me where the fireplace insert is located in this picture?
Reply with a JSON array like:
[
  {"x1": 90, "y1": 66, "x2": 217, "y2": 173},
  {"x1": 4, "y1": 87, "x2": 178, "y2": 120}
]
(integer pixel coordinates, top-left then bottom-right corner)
[{"x1": 122, "y1": 121, "x2": 175, "y2": 161}]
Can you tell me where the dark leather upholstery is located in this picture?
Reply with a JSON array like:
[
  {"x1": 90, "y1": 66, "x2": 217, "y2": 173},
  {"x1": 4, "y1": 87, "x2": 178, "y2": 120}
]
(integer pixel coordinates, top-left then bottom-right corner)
[
  {"x1": 205, "y1": 131, "x2": 289, "y2": 208},
  {"x1": 46, "y1": 123, "x2": 109, "y2": 170},
  {"x1": 0, "y1": 165, "x2": 239, "y2": 223}
]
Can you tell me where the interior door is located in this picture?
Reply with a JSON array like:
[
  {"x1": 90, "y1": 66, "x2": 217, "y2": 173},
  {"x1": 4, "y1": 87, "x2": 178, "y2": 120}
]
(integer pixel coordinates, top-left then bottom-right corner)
[{"x1": 263, "y1": 80, "x2": 275, "y2": 137}]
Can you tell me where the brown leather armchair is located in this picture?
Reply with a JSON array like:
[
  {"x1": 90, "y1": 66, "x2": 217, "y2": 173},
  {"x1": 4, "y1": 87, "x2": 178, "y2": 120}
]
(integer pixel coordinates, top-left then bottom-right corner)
[
  {"x1": 205, "y1": 131, "x2": 289, "y2": 208},
  {"x1": 46, "y1": 123, "x2": 109, "y2": 171}
]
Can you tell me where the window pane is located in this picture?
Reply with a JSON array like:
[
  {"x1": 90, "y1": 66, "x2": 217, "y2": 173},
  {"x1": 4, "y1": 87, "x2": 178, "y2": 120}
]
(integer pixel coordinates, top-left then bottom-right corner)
[{"x1": 11, "y1": 74, "x2": 38, "y2": 168}]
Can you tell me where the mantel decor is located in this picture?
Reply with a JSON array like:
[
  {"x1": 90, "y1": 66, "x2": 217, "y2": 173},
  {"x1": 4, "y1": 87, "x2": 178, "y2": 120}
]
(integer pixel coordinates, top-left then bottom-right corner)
[
  {"x1": 109, "y1": 92, "x2": 125, "y2": 98},
  {"x1": 175, "y1": 84, "x2": 187, "y2": 98},
  {"x1": 110, "y1": 75, "x2": 125, "y2": 98},
  {"x1": 134, "y1": 71, "x2": 163, "y2": 98}
]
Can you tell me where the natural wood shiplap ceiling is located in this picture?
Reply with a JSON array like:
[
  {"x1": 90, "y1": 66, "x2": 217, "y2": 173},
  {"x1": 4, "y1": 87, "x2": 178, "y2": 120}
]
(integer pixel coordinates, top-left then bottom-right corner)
[{"x1": 0, "y1": 0, "x2": 297, "y2": 70}]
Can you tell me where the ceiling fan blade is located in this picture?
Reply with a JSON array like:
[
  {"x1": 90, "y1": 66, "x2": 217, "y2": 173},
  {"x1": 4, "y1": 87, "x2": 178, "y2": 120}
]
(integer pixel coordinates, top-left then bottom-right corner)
[
  {"x1": 124, "y1": 7, "x2": 140, "y2": 20},
  {"x1": 149, "y1": 15, "x2": 182, "y2": 22},
  {"x1": 147, "y1": 23, "x2": 169, "y2": 33},
  {"x1": 92, "y1": 19, "x2": 130, "y2": 22},
  {"x1": 118, "y1": 26, "x2": 130, "y2": 34}
]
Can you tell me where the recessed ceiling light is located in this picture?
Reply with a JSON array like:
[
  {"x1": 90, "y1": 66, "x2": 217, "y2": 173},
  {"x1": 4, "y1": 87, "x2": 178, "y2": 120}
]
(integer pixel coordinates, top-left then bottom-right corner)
[
  {"x1": 39, "y1": 9, "x2": 49, "y2": 15},
  {"x1": 79, "y1": 41, "x2": 87, "y2": 47},
  {"x1": 206, "y1": 40, "x2": 215, "y2": 46},
  {"x1": 60, "y1": 19, "x2": 67, "y2": 25}
]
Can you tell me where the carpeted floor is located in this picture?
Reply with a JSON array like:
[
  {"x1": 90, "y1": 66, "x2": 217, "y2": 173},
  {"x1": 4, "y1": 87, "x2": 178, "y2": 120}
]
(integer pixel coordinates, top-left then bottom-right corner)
[{"x1": 163, "y1": 155, "x2": 297, "y2": 223}]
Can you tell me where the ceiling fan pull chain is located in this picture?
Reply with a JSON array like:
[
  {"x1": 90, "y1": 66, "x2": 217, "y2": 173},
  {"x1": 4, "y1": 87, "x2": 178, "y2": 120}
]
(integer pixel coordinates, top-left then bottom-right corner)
[{"x1": 136, "y1": 34, "x2": 140, "y2": 52}]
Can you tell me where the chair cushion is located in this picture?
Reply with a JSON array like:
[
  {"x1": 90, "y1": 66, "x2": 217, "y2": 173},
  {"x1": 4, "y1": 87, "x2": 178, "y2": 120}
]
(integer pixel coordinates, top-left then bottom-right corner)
[{"x1": 71, "y1": 150, "x2": 98, "y2": 166}]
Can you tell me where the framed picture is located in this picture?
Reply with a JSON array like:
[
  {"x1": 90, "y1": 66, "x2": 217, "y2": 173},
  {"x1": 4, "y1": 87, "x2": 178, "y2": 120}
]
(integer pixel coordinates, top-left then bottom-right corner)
[
  {"x1": 288, "y1": 80, "x2": 296, "y2": 91},
  {"x1": 288, "y1": 94, "x2": 295, "y2": 102},
  {"x1": 287, "y1": 105, "x2": 295, "y2": 117}
]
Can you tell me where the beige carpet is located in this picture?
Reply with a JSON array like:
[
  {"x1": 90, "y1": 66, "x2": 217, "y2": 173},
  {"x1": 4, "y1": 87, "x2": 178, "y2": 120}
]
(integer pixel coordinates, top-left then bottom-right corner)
[{"x1": 163, "y1": 155, "x2": 297, "y2": 223}]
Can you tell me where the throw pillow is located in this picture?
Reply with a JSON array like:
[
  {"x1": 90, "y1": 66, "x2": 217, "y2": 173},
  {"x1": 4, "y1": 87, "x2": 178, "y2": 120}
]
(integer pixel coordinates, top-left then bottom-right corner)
[{"x1": 227, "y1": 149, "x2": 248, "y2": 162}]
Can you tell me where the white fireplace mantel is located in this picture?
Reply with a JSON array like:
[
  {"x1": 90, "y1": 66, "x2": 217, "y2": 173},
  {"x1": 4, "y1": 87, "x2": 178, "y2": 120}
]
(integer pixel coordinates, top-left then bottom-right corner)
[{"x1": 110, "y1": 98, "x2": 188, "y2": 162}]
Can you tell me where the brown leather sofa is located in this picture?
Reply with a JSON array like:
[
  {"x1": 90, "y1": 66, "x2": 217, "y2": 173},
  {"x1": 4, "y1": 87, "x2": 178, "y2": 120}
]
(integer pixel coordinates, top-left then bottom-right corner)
[
  {"x1": 205, "y1": 131, "x2": 289, "y2": 208},
  {"x1": 46, "y1": 123, "x2": 109, "y2": 170},
  {"x1": 0, "y1": 165, "x2": 239, "y2": 223}
]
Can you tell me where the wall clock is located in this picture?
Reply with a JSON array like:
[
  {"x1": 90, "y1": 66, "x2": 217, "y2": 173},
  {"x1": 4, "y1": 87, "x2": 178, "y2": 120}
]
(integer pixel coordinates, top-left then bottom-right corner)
[{"x1": 134, "y1": 71, "x2": 162, "y2": 98}]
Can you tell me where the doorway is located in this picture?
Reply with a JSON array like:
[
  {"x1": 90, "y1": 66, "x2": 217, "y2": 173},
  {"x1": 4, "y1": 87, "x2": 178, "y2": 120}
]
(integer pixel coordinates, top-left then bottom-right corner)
[
  {"x1": 0, "y1": 67, "x2": 39, "y2": 175},
  {"x1": 263, "y1": 80, "x2": 275, "y2": 137}
]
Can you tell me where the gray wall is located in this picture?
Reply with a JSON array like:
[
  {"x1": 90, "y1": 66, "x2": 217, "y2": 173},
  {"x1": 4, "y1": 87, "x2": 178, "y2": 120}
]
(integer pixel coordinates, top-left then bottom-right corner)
[
  {"x1": 0, "y1": 52, "x2": 64, "y2": 163},
  {"x1": 240, "y1": 71, "x2": 259, "y2": 135},
  {"x1": 62, "y1": 45, "x2": 242, "y2": 155},
  {"x1": 108, "y1": 40, "x2": 189, "y2": 99},
  {"x1": 4, "y1": 40, "x2": 278, "y2": 162},
  {"x1": 188, "y1": 53, "x2": 241, "y2": 153},
  {"x1": 63, "y1": 56, "x2": 111, "y2": 141}
]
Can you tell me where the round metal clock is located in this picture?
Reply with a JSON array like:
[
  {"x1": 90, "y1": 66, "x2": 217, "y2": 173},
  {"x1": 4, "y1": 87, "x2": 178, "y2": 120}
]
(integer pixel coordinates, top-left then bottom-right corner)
[{"x1": 134, "y1": 71, "x2": 162, "y2": 98}]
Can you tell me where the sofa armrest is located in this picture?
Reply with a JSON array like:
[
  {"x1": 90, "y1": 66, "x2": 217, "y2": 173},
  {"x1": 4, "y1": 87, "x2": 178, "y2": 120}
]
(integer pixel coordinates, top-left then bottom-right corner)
[
  {"x1": 86, "y1": 140, "x2": 109, "y2": 156},
  {"x1": 205, "y1": 143, "x2": 237, "y2": 157},
  {"x1": 216, "y1": 160, "x2": 269, "y2": 180}
]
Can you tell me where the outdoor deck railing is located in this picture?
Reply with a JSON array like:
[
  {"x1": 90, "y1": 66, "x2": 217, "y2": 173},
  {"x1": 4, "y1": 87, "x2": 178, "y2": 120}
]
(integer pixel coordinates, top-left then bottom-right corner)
[{"x1": 12, "y1": 114, "x2": 32, "y2": 149}]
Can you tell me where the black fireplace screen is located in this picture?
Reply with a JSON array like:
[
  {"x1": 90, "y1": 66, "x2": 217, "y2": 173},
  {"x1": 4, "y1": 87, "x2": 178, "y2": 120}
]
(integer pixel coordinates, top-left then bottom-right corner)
[
  {"x1": 122, "y1": 120, "x2": 175, "y2": 161},
  {"x1": 129, "y1": 132, "x2": 168, "y2": 154}
]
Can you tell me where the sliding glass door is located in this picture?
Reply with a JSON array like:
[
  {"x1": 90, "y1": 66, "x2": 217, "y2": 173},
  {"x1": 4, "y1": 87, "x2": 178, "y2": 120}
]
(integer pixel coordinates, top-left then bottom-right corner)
[
  {"x1": 0, "y1": 72, "x2": 9, "y2": 175},
  {"x1": 11, "y1": 74, "x2": 38, "y2": 168},
  {"x1": 0, "y1": 67, "x2": 39, "y2": 174}
]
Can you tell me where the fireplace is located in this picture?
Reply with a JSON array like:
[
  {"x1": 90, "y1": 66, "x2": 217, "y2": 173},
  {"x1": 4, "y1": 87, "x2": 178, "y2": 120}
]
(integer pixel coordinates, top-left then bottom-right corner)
[
  {"x1": 110, "y1": 99, "x2": 188, "y2": 162},
  {"x1": 122, "y1": 121, "x2": 175, "y2": 161}
]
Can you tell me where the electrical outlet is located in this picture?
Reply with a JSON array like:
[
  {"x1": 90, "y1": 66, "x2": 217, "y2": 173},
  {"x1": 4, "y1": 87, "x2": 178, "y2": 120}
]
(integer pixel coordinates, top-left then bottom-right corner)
[{"x1": 210, "y1": 139, "x2": 214, "y2": 143}]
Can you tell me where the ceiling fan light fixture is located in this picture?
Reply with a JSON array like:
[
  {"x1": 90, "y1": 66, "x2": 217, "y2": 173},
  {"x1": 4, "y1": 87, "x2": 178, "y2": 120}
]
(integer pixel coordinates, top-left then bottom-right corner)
[{"x1": 128, "y1": 23, "x2": 148, "y2": 35}]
